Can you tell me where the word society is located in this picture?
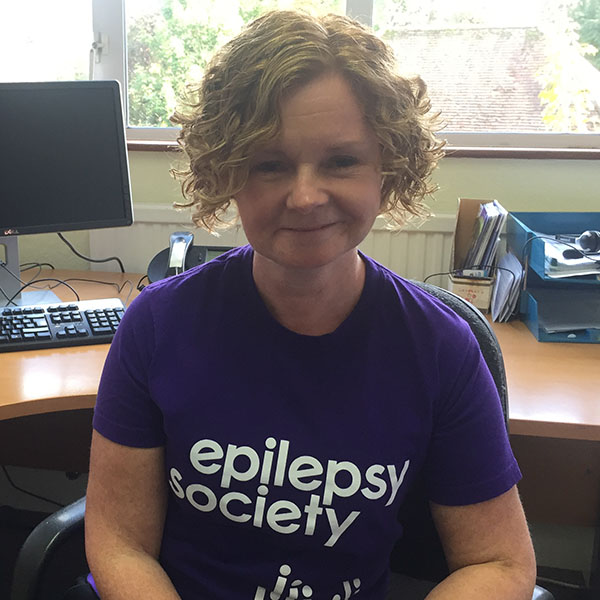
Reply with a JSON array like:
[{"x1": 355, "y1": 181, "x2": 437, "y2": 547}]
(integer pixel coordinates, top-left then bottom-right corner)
[{"x1": 169, "y1": 436, "x2": 410, "y2": 547}]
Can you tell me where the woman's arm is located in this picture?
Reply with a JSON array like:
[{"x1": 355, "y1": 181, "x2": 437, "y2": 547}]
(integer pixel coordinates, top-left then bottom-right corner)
[
  {"x1": 427, "y1": 486, "x2": 536, "y2": 600},
  {"x1": 85, "y1": 430, "x2": 181, "y2": 600}
]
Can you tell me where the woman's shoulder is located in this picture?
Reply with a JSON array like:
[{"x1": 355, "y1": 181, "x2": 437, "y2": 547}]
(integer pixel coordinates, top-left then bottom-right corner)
[
  {"x1": 124, "y1": 244, "x2": 252, "y2": 321},
  {"x1": 363, "y1": 253, "x2": 475, "y2": 345},
  {"x1": 365, "y1": 254, "x2": 468, "y2": 318},
  {"x1": 142, "y1": 244, "x2": 251, "y2": 296}
]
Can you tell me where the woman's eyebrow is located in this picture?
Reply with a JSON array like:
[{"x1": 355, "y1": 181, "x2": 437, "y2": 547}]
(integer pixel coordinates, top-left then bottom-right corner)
[
  {"x1": 252, "y1": 147, "x2": 286, "y2": 157},
  {"x1": 326, "y1": 141, "x2": 372, "y2": 153},
  {"x1": 253, "y1": 140, "x2": 372, "y2": 157}
]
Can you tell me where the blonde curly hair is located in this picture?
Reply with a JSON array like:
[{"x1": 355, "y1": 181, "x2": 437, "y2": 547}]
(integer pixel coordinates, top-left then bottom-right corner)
[{"x1": 171, "y1": 10, "x2": 444, "y2": 231}]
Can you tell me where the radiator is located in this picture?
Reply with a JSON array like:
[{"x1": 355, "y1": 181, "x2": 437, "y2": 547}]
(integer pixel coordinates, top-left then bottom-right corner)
[{"x1": 90, "y1": 204, "x2": 456, "y2": 288}]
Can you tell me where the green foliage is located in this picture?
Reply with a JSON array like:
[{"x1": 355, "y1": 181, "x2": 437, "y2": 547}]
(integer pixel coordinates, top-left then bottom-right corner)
[
  {"x1": 127, "y1": 0, "x2": 222, "y2": 127},
  {"x1": 570, "y1": 0, "x2": 600, "y2": 69},
  {"x1": 373, "y1": 0, "x2": 488, "y2": 37},
  {"x1": 238, "y1": 0, "x2": 276, "y2": 24},
  {"x1": 535, "y1": 0, "x2": 600, "y2": 132},
  {"x1": 127, "y1": 0, "x2": 341, "y2": 127},
  {"x1": 126, "y1": 0, "x2": 599, "y2": 132},
  {"x1": 537, "y1": 16, "x2": 600, "y2": 133},
  {"x1": 539, "y1": 54, "x2": 600, "y2": 132}
]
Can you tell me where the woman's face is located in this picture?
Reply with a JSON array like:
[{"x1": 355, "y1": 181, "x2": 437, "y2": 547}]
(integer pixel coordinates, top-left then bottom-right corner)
[{"x1": 234, "y1": 72, "x2": 382, "y2": 272}]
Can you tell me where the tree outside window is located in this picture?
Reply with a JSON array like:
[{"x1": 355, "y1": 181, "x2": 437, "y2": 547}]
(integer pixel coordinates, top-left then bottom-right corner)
[
  {"x1": 126, "y1": 0, "x2": 342, "y2": 128},
  {"x1": 125, "y1": 0, "x2": 600, "y2": 134}
]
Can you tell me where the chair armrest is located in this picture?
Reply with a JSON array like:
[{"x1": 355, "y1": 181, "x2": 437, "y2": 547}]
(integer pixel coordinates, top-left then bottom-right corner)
[{"x1": 10, "y1": 496, "x2": 86, "y2": 600}]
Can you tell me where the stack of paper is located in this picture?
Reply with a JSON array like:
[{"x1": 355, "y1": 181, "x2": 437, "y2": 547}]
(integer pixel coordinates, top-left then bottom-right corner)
[
  {"x1": 543, "y1": 239, "x2": 600, "y2": 279},
  {"x1": 491, "y1": 252, "x2": 524, "y2": 322},
  {"x1": 462, "y1": 200, "x2": 508, "y2": 272},
  {"x1": 534, "y1": 288, "x2": 600, "y2": 333}
]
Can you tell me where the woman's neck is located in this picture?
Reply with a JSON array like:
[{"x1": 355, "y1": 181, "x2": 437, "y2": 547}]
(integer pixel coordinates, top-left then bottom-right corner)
[{"x1": 251, "y1": 250, "x2": 366, "y2": 336}]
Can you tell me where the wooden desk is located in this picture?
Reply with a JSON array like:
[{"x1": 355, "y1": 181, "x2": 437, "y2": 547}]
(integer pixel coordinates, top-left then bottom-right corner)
[
  {"x1": 0, "y1": 270, "x2": 140, "y2": 421},
  {"x1": 489, "y1": 320, "x2": 600, "y2": 532},
  {"x1": 492, "y1": 320, "x2": 600, "y2": 442},
  {"x1": 0, "y1": 270, "x2": 140, "y2": 471}
]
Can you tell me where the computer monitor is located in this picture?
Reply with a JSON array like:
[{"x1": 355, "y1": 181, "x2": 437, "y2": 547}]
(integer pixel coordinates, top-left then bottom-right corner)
[{"x1": 0, "y1": 80, "x2": 133, "y2": 306}]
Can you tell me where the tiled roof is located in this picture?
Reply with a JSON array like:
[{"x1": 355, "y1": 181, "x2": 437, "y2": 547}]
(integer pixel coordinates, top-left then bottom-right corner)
[{"x1": 384, "y1": 26, "x2": 600, "y2": 132}]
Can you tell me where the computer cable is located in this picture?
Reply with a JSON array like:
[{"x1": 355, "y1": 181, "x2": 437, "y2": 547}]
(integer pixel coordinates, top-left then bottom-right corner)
[
  {"x1": 423, "y1": 266, "x2": 519, "y2": 321},
  {"x1": 58, "y1": 277, "x2": 135, "y2": 305},
  {"x1": 136, "y1": 274, "x2": 149, "y2": 291},
  {"x1": 17, "y1": 264, "x2": 133, "y2": 301},
  {"x1": 4, "y1": 278, "x2": 81, "y2": 306},
  {"x1": 0, "y1": 282, "x2": 14, "y2": 305},
  {"x1": 20, "y1": 262, "x2": 56, "y2": 272},
  {"x1": 0, "y1": 262, "x2": 81, "y2": 306},
  {"x1": 423, "y1": 265, "x2": 517, "y2": 286},
  {"x1": 45, "y1": 277, "x2": 131, "y2": 295},
  {"x1": 2, "y1": 260, "x2": 53, "y2": 288},
  {"x1": 1, "y1": 465, "x2": 65, "y2": 509},
  {"x1": 57, "y1": 232, "x2": 126, "y2": 273},
  {"x1": 3, "y1": 262, "x2": 135, "y2": 308}
]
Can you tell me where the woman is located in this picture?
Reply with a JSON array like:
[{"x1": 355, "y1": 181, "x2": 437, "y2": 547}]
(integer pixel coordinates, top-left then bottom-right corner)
[{"x1": 85, "y1": 10, "x2": 536, "y2": 600}]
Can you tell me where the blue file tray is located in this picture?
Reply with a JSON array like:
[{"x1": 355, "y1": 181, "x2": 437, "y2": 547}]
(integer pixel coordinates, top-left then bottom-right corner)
[
  {"x1": 520, "y1": 289, "x2": 600, "y2": 343},
  {"x1": 507, "y1": 212, "x2": 600, "y2": 285},
  {"x1": 507, "y1": 212, "x2": 600, "y2": 343}
]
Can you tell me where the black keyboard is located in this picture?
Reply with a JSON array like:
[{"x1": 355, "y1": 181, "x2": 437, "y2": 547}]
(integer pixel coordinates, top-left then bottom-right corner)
[{"x1": 0, "y1": 298, "x2": 125, "y2": 353}]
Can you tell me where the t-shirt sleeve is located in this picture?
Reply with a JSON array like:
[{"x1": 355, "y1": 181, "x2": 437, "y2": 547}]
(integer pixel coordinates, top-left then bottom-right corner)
[
  {"x1": 92, "y1": 287, "x2": 165, "y2": 448},
  {"x1": 423, "y1": 320, "x2": 521, "y2": 506}
]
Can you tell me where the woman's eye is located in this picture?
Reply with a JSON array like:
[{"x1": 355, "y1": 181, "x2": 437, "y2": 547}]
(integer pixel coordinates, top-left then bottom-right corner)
[
  {"x1": 328, "y1": 155, "x2": 359, "y2": 169},
  {"x1": 253, "y1": 160, "x2": 285, "y2": 173}
]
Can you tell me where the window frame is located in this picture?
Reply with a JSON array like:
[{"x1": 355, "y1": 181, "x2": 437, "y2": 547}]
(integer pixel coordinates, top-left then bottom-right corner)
[{"x1": 92, "y1": 0, "x2": 600, "y2": 153}]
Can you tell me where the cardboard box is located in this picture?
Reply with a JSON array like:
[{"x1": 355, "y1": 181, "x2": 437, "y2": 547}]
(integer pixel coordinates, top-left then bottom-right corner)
[
  {"x1": 448, "y1": 274, "x2": 494, "y2": 312},
  {"x1": 452, "y1": 198, "x2": 488, "y2": 272},
  {"x1": 449, "y1": 198, "x2": 496, "y2": 311}
]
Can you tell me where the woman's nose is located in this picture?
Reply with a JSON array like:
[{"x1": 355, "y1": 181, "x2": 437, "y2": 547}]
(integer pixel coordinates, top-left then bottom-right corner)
[{"x1": 286, "y1": 167, "x2": 328, "y2": 213}]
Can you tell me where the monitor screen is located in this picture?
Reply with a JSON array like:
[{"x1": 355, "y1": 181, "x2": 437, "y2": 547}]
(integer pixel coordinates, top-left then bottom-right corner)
[{"x1": 0, "y1": 80, "x2": 133, "y2": 236}]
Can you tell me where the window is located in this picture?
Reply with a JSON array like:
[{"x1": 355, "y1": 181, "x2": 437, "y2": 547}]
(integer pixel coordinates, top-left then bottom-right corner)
[
  {"x1": 4, "y1": 0, "x2": 599, "y2": 149},
  {"x1": 0, "y1": 1, "x2": 92, "y2": 82},
  {"x1": 123, "y1": 0, "x2": 344, "y2": 130},
  {"x1": 372, "y1": 0, "x2": 600, "y2": 148}
]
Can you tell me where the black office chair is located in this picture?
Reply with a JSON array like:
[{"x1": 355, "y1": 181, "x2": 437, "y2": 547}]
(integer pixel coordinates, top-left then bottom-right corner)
[
  {"x1": 10, "y1": 282, "x2": 554, "y2": 600},
  {"x1": 389, "y1": 282, "x2": 553, "y2": 600}
]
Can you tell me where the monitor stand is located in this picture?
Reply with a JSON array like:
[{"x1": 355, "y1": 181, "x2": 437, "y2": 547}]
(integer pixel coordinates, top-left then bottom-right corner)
[{"x1": 0, "y1": 235, "x2": 61, "y2": 307}]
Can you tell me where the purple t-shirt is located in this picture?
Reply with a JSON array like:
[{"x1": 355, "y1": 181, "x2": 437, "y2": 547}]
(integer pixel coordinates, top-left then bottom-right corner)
[{"x1": 91, "y1": 245, "x2": 520, "y2": 599}]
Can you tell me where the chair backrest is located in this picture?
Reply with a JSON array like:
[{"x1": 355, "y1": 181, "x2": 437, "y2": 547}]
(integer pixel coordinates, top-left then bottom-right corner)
[{"x1": 389, "y1": 281, "x2": 509, "y2": 582}]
